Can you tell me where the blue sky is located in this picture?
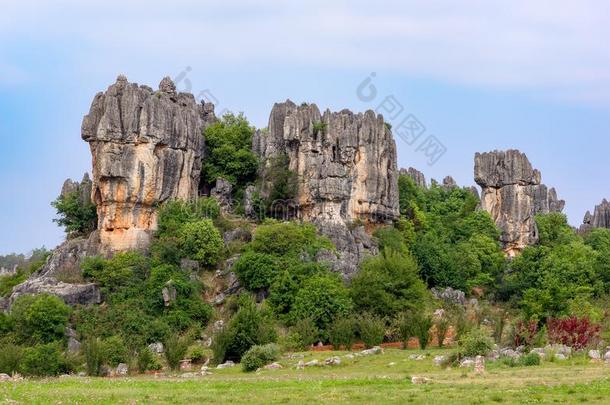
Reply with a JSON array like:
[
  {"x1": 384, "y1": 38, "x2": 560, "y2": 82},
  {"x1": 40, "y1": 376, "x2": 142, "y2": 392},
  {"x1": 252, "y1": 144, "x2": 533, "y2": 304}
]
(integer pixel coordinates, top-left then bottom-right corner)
[{"x1": 1, "y1": 0, "x2": 609, "y2": 255}]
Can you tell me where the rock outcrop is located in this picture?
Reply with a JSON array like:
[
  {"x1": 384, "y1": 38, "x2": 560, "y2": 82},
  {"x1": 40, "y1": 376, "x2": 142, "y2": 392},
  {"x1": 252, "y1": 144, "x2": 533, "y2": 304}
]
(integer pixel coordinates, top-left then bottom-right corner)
[
  {"x1": 2, "y1": 235, "x2": 101, "y2": 311},
  {"x1": 253, "y1": 100, "x2": 399, "y2": 275},
  {"x1": 81, "y1": 75, "x2": 215, "y2": 253},
  {"x1": 581, "y1": 199, "x2": 610, "y2": 232},
  {"x1": 474, "y1": 150, "x2": 564, "y2": 256},
  {"x1": 399, "y1": 167, "x2": 427, "y2": 188}
]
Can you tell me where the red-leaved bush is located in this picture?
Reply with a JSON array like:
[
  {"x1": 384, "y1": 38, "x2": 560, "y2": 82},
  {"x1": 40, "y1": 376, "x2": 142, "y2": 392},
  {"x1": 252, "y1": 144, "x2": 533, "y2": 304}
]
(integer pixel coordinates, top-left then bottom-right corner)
[
  {"x1": 547, "y1": 316, "x2": 601, "y2": 350},
  {"x1": 514, "y1": 319, "x2": 539, "y2": 347}
]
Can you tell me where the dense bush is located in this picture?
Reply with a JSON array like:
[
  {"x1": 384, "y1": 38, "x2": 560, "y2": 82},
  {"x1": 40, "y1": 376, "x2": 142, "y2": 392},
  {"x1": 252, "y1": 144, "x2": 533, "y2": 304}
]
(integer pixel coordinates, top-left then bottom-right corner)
[
  {"x1": 156, "y1": 199, "x2": 220, "y2": 238},
  {"x1": 241, "y1": 343, "x2": 280, "y2": 372},
  {"x1": 233, "y1": 252, "x2": 280, "y2": 291},
  {"x1": 350, "y1": 250, "x2": 428, "y2": 318},
  {"x1": 164, "y1": 334, "x2": 191, "y2": 370},
  {"x1": 520, "y1": 352, "x2": 541, "y2": 366},
  {"x1": 177, "y1": 219, "x2": 223, "y2": 267},
  {"x1": 459, "y1": 328, "x2": 494, "y2": 357},
  {"x1": 357, "y1": 313, "x2": 385, "y2": 348},
  {"x1": 547, "y1": 316, "x2": 601, "y2": 350},
  {"x1": 290, "y1": 273, "x2": 353, "y2": 336},
  {"x1": 0, "y1": 343, "x2": 23, "y2": 374},
  {"x1": 291, "y1": 318, "x2": 319, "y2": 348},
  {"x1": 329, "y1": 317, "x2": 357, "y2": 350},
  {"x1": 21, "y1": 342, "x2": 67, "y2": 376},
  {"x1": 137, "y1": 347, "x2": 161, "y2": 373},
  {"x1": 410, "y1": 312, "x2": 433, "y2": 350},
  {"x1": 201, "y1": 113, "x2": 259, "y2": 192},
  {"x1": 11, "y1": 293, "x2": 70, "y2": 345},
  {"x1": 212, "y1": 296, "x2": 277, "y2": 363},
  {"x1": 77, "y1": 252, "x2": 212, "y2": 351},
  {"x1": 84, "y1": 337, "x2": 104, "y2": 376},
  {"x1": 394, "y1": 312, "x2": 413, "y2": 349},
  {"x1": 101, "y1": 335, "x2": 129, "y2": 367},
  {"x1": 435, "y1": 317, "x2": 451, "y2": 348},
  {"x1": 248, "y1": 222, "x2": 333, "y2": 259},
  {"x1": 51, "y1": 189, "x2": 97, "y2": 237}
]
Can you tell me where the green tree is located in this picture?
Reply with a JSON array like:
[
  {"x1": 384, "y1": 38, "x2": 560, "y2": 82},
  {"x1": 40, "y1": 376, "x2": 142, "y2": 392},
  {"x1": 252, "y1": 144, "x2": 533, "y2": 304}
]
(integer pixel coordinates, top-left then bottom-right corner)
[
  {"x1": 202, "y1": 113, "x2": 259, "y2": 192},
  {"x1": 350, "y1": 250, "x2": 428, "y2": 318},
  {"x1": 11, "y1": 294, "x2": 70, "y2": 345},
  {"x1": 177, "y1": 219, "x2": 223, "y2": 267},
  {"x1": 51, "y1": 190, "x2": 97, "y2": 237},
  {"x1": 290, "y1": 273, "x2": 353, "y2": 335}
]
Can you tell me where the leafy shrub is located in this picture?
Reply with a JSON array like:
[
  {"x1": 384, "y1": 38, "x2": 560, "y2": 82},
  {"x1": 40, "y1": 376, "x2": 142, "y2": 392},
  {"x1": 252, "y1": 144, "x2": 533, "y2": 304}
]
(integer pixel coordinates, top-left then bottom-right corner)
[
  {"x1": 513, "y1": 319, "x2": 539, "y2": 348},
  {"x1": 312, "y1": 121, "x2": 327, "y2": 136},
  {"x1": 435, "y1": 317, "x2": 450, "y2": 348},
  {"x1": 188, "y1": 346, "x2": 206, "y2": 363},
  {"x1": 329, "y1": 317, "x2": 357, "y2": 350},
  {"x1": 233, "y1": 252, "x2": 280, "y2": 291},
  {"x1": 137, "y1": 347, "x2": 161, "y2": 373},
  {"x1": 519, "y1": 352, "x2": 541, "y2": 366},
  {"x1": 351, "y1": 250, "x2": 428, "y2": 318},
  {"x1": 411, "y1": 312, "x2": 433, "y2": 350},
  {"x1": 156, "y1": 199, "x2": 221, "y2": 239},
  {"x1": 51, "y1": 189, "x2": 97, "y2": 237},
  {"x1": 459, "y1": 328, "x2": 494, "y2": 357},
  {"x1": 84, "y1": 337, "x2": 104, "y2": 376},
  {"x1": 290, "y1": 273, "x2": 352, "y2": 336},
  {"x1": 201, "y1": 113, "x2": 259, "y2": 192},
  {"x1": 248, "y1": 222, "x2": 333, "y2": 259},
  {"x1": 547, "y1": 316, "x2": 601, "y2": 350},
  {"x1": 241, "y1": 343, "x2": 280, "y2": 372},
  {"x1": 164, "y1": 334, "x2": 192, "y2": 370},
  {"x1": 262, "y1": 154, "x2": 298, "y2": 213},
  {"x1": 212, "y1": 296, "x2": 277, "y2": 363},
  {"x1": 357, "y1": 313, "x2": 385, "y2": 348},
  {"x1": 291, "y1": 318, "x2": 319, "y2": 348},
  {"x1": 101, "y1": 335, "x2": 128, "y2": 367},
  {"x1": 11, "y1": 293, "x2": 70, "y2": 344},
  {"x1": 177, "y1": 219, "x2": 223, "y2": 267},
  {"x1": 0, "y1": 312, "x2": 14, "y2": 334},
  {"x1": 21, "y1": 342, "x2": 67, "y2": 376},
  {"x1": 0, "y1": 343, "x2": 23, "y2": 374},
  {"x1": 394, "y1": 312, "x2": 413, "y2": 349}
]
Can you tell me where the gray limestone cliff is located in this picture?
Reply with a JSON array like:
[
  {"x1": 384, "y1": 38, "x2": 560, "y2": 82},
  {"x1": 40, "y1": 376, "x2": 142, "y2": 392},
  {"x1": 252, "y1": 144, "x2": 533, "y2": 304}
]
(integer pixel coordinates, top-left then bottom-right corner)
[
  {"x1": 474, "y1": 149, "x2": 564, "y2": 256},
  {"x1": 399, "y1": 167, "x2": 427, "y2": 188},
  {"x1": 581, "y1": 199, "x2": 610, "y2": 232},
  {"x1": 81, "y1": 75, "x2": 215, "y2": 253},
  {"x1": 253, "y1": 100, "x2": 399, "y2": 275}
]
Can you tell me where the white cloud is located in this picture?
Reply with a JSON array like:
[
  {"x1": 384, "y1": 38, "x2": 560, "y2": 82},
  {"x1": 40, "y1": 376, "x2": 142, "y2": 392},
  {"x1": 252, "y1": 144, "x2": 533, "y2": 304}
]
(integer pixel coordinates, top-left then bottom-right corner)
[{"x1": 1, "y1": 0, "x2": 609, "y2": 104}]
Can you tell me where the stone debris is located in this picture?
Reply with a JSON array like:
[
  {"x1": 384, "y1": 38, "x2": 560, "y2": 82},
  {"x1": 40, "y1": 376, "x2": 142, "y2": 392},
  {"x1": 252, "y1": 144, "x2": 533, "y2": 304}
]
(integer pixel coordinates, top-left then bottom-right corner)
[
  {"x1": 264, "y1": 362, "x2": 283, "y2": 370},
  {"x1": 411, "y1": 376, "x2": 431, "y2": 385},
  {"x1": 217, "y1": 361, "x2": 235, "y2": 369},
  {"x1": 324, "y1": 356, "x2": 341, "y2": 366}
]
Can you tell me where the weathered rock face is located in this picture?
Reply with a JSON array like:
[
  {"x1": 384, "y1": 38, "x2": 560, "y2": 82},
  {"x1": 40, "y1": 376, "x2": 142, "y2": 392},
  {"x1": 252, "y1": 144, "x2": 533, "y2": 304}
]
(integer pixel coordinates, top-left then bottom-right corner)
[
  {"x1": 474, "y1": 150, "x2": 564, "y2": 256},
  {"x1": 81, "y1": 75, "x2": 215, "y2": 253},
  {"x1": 253, "y1": 100, "x2": 399, "y2": 275},
  {"x1": 61, "y1": 173, "x2": 93, "y2": 206},
  {"x1": 399, "y1": 167, "x2": 427, "y2": 188},
  {"x1": 3, "y1": 234, "x2": 101, "y2": 311},
  {"x1": 581, "y1": 199, "x2": 610, "y2": 232}
]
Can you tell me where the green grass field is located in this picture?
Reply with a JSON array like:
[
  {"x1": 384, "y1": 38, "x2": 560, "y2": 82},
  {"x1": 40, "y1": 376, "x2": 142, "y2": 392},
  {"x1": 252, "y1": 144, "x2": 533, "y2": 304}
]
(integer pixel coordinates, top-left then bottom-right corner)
[{"x1": 2, "y1": 348, "x2": 610, "y2": 404}]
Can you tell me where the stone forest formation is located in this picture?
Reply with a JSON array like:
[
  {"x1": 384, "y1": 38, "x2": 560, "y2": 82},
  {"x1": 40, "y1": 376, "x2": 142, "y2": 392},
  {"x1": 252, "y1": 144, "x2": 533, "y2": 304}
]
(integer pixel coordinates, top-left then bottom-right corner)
[{"x1": 1, "y1": 75, "x2": 607, "y2": 310}]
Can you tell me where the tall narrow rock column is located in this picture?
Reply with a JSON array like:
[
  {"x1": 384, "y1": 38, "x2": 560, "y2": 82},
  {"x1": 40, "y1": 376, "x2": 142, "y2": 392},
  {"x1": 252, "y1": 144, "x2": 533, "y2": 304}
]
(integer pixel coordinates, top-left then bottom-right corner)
[
  {"x1": 81, "y1": 76, "x2": 215, "y2": 253},
  {"x1": 474, "y1": 149, "x2": 564, "y2": 256}
]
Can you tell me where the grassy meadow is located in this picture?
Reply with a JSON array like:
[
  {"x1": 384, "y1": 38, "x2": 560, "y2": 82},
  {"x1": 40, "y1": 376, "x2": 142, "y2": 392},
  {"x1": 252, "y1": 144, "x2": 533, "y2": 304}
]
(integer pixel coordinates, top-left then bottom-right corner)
[{"x1": 2, "y1": 348, "x2": 610, "y2": 404}]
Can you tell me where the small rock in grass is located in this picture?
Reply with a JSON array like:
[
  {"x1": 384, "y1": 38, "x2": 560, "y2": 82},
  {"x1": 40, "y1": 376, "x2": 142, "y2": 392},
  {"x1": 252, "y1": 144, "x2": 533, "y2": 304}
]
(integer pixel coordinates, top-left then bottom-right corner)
[
  {"x1": 588, "y1": 350, "x2": 601, "y2": 360},
  {"x1": 0, "y1": 373, "x2": 12, "y2": 382},
  {"x1": 433, "y1": 355, "x2": 446, "y2": 366},
  {"x1": 264, "y1": 362, "x2": 283, "y2": 370},
  {"x1": 460, "y1": 358, "x2": 475, "y2": 368},
  {"x1": 604, "y1": 351, "x2": 610, "y2": 361},
  {"x1": 554, "y1": 353, "x2": 567, "y2": 361},
  {"x1": 388, "y1": 362, "x2": 396, "y2": 367},
  {"x1": 217, "y1": 360, "x2": 235, "y2": 369},
  {"x1": 361, "y1": 346, "x2": 383, "y2": 356},
  {"x1": 305, "y1": 359, "x2": 319, "y2": 367},
  {"x1": 409, "y1": 354, "x2": 425, "y2": 361},
  {"x1": 180, "y1": 372, "x2": 198, "y2": 378},
  {"x1": 411, "y1": 376, "x2": 431, "y2": 384},
  {"x1": 116, "y1": 363, "x2": 128, "y2": 376},
  {"x1": 344, "y1": 354, "x2": 354, "y2": 360},
  {"x1": 296, "y1": 360, "x2": 305, "y2": 370},
  {"x1": 324, "y1": 356, "x2": 341, "y2": 366},
  {"x1": 474, "y1": 356, "x2": 485, "y2": 374}
]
